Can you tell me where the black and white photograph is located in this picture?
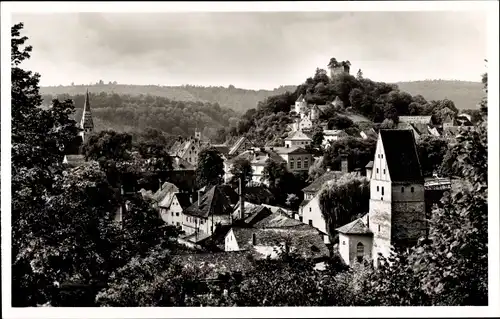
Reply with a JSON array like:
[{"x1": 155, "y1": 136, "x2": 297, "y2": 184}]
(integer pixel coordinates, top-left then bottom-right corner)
[{"x1": 1, "y1": 1, "x2": 499, "y2": 317}]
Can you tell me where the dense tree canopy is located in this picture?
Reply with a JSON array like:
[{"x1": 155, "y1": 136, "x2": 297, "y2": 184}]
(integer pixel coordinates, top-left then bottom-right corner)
[
  {"x1": 318, "y1": 174, "x2": 370, "y2": 239},
  {"x1": 195, "y1": 147, "x2": 224, "y2": 188}
]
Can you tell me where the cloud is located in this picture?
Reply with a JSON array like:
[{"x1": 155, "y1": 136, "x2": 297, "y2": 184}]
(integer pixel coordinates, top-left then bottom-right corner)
[{"x1": 12, "y1": 11, "x2": 487, "y2": 88}]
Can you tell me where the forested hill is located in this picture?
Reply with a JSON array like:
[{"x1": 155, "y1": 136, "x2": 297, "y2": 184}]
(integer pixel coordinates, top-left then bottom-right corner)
[
  {"x1": 395, "y1": 80, "x2": 483, "y2": 110},
  {"x1": 40, "y1": 92, "x2": 241, "y2": 142},
  {"x1": 39, "y1": 84, "x2": 297, "y2": 113}
]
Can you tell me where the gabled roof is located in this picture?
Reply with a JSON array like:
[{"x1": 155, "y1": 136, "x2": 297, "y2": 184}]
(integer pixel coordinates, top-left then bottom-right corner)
[
  {"x1": 243, "y1": 185, "x2": 275, "y2": 205},
  {"x1": 252, "y1": 212, "x2": 304, "y2": 229},
  {"x1": 169, "y1": 139, "x2": 199, "y2": 158},
  {"x1": 184, "y1": 185, "x2": 238, "y2": 218},
  {"x1": 336, "y1": 218, "x2": 372, "y2": 235},
  {"x1": 396, "y1": 122, "x2": 421, "y2": 135},
  {"x1": 228, "y1": 136, "x2": 255, "y2": 156},
  {"x1": 174, "y1": 193, "x2": 193, "y2": 210},
  {"x1": 302, "y1": 171, "x2": 344, "y2": 193},
  {"x1": 365, "y1": 161, "x2": 374, "y2": 169},
  {"x1": 285, "y1": 130, "x2": 312, "y2": 141},
  {"x1": 154, "y1": 182, "x2": 179, "y2": 206},
  {"x1": 296, "y1": 94, "x2": 305, "y2": 102},
  {"x1": 240, "y1": 206, "x2": 273, "y2": 226},
  {"x1": 241, "y1": 227, "x2": 329, "y2": 260},
  {"x1": 379, "y1": 129, "x2": 423, "y2": 182}
]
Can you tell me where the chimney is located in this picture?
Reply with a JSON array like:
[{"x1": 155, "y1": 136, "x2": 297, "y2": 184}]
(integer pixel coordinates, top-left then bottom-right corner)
[
  {"x1": 197, "y1": 190, "x2": 202, "y2": 206},
  {"x1": 340, "y1": 154, "x2": 349, "y2": 173},
  {"x1": 252, "y1": 233, "x2": 257, "y2": 245},
  {"x1": 159, "y1": 178, "x2": 163, "y2": 190},
  {"x1": 239, "y1": 177, "x2": 245, "y2": 220}
]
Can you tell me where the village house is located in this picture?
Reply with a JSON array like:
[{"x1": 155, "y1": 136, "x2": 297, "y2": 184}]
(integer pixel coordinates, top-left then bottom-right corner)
[
  {"x1": 168, "y1": 131, "x2": 203, "y2": 167},
  {"x1": 397, "y1": 115, "x2": 437, "y2": 139},
  {"x1": 223, "y1": 147, "x2": 286, "y2": 185},
  {"x1": 289, "y1": 117, "x2": 313, "y2": 132},
  {"x1": 224, "y1": 146, "x2": 313, "y2": 185},
  {"x1": 224, "y1": 209, "x2": 330, "y2": 261},
  {"x1": 322, "y1": 130, "x2": 349, "y2": 148},
  {"x1": 181, "y1": 185, "x2": 239, "y2": 239},
  {"x1": 268, "y1": 146, "x2": 313, "y2": 173},
  {"x1": 336, "y1": 129, "x2": 427, "y2": 267},
  {"x1": 284, "y1": 130, "x2": 312, "y2": 148}
]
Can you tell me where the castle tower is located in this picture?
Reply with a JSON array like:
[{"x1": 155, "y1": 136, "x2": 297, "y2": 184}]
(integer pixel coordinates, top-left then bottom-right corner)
[
  {"x1": 79, "y1": 89, "x2": 94, "y2": 143},
  {"x1": 367, "y1": 130, "x2": 426, "y2": 266},
  {"x1": 328, "y1": 61, "x2": 351, "y2": 78}
]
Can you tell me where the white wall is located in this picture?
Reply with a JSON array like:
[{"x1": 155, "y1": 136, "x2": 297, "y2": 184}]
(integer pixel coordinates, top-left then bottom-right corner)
[
  {"x1": 301, "y1": 195, "x2": 330, "y2": 244},
  {"x1": 224, "y1": 229, "x2": 240, "y2": 251},
  {"x1": 160, "y1": 195, "x2": 185, "y2": 227},
  {"x1": 341, "y1": 234, "x2": 373, "y2": 266}
]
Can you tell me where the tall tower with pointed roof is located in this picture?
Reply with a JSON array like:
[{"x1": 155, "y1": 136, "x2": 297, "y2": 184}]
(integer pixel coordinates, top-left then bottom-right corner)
[{"x1": 79, "y1": 89, "x2": 94, "y2": 143}]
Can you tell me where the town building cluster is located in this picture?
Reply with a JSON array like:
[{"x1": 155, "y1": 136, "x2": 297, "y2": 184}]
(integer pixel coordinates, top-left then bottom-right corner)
[{"x1": 63, "y1": 88, "x2": 472, "y2": 277}]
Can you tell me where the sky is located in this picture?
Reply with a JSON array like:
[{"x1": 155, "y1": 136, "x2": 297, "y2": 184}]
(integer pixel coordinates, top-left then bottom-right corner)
[{"x1": 13, "y1": 11, "x2": 487, "y2": 90}]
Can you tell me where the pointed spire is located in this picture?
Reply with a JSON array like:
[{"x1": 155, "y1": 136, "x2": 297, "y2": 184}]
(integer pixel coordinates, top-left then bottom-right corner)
[{"x1": 80, "y1": 88, "x2": 94, "y2": 131}]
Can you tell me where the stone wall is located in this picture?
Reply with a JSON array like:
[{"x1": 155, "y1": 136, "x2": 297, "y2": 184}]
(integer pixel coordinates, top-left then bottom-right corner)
[{"x1": 391, "y1": 201, "x2": 427, "y2": 248}]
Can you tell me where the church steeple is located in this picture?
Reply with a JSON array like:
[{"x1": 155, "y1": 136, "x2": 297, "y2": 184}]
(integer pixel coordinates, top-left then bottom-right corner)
[{"x1": 79, "y1": 89, "x2": 94, "y2": 142}]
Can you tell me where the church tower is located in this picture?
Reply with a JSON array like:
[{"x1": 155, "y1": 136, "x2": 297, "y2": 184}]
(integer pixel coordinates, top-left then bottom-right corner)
[{"x1": 79, "y1": 89, "x2": 94, "y2": 143}]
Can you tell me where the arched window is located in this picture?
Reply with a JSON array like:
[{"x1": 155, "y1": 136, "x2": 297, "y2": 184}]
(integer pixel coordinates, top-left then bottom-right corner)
[{"x1": 356, "y1": 242, "x2": 364, "y2": 263}]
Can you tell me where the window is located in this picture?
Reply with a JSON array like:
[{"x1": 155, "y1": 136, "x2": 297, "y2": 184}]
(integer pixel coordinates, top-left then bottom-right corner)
[
  {"x1": 171, "y1": 212, "x2": 174, "y2": 216},
  {"x1": 176, "y1": 222, "x2": 180, "y2": 227},
  {"x1": 356, "y1": 242, "x2": 364, "y2": 263},
  {"x1": 309, "y1": 207, "x2": 312, "y2": 212},
  {"x1": 383, "y1": 169, "x2": 386, "y2": 174},
  {"x1": 290, "y1": 159, "x2": 294, "y2": 170},
  {"x1": 381, "y1": 154, "x2": 383, "y2": 159},
  {"x1": 381, "y1": 197, "x2": 383, "y2": 201},
  {"x1": 377, "y1": 154, "x2": 380, "y2": 158},
  {"x1": 342, "y1": 241, "x2": 346, "y2": 245},
  {"x1": 304, "y1": 158, "x2": 309, "y2": 169},
  {"x1": 381, "y1": 187, "x2": 384, "y2": 195},
  {"x1": 411, "y1": 187, "x2": 415, "y2": 193},
  {"x1": 308, "y1": 219, "x2": 313, "y2": 226},
  {"x1": 378, "y1": 225, "x2": 381, "y2": 232},
  {"x1": 376, "y1": 168, "x2": 379, "y2": 173},
  {"x1": 297, "y1": 158, "x2": 302, "y2": 169},
  {"x1": 299, "y1": 216, "x2": 303, "y2": 222},
  {"x1": 200, "y1": 220, "x2": 204, "y2": 225},
  {"x1": 401, "y1": 187, "x2": 405, "y2": 193}
]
